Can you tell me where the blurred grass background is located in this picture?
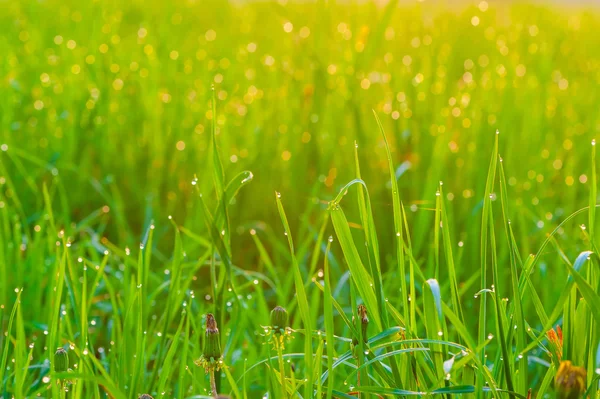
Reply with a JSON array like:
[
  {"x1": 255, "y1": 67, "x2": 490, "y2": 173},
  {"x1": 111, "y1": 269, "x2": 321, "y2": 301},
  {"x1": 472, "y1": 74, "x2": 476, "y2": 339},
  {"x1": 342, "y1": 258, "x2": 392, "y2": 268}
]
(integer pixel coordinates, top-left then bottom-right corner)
[
  {"x1": 2, "y1": 0, "x2": 600, "y2": 313},
  {"x1": 3, "y1": 0, "x2": 599, "y2": 248}
]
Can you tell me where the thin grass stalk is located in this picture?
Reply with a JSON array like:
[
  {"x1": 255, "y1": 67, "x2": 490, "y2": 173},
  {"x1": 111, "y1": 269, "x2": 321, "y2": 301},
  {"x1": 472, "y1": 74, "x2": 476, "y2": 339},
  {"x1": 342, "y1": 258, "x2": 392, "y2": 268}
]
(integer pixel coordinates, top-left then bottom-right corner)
[
  {"x1": 210, "y1": 369, "x2": 218, "y2": 399},
  {"x1": 277, "y1": 342, "x2": 287, "y2": 399}
]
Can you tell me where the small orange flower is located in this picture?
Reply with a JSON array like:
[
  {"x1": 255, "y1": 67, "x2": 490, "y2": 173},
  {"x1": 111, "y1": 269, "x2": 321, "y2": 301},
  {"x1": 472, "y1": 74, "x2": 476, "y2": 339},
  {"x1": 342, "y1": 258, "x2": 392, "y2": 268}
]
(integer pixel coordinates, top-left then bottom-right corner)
[{"x1": 547, "y1": 325, "x2": 563, "y2": 363}]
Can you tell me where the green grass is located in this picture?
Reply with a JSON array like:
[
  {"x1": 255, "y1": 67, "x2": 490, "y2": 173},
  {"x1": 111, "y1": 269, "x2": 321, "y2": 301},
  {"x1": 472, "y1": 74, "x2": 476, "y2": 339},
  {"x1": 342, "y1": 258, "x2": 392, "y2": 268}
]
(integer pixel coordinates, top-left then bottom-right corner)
[{"x1": 1, "y1": 0, "x2": 600, "y2": 398}]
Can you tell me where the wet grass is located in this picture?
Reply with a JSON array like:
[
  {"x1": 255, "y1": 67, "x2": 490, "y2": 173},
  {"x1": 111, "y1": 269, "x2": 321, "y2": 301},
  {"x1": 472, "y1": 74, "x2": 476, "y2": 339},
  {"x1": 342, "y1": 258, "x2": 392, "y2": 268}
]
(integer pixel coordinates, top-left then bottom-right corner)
[{"x1": 1, "y1": 0, "x2": 600, "y2": 398}]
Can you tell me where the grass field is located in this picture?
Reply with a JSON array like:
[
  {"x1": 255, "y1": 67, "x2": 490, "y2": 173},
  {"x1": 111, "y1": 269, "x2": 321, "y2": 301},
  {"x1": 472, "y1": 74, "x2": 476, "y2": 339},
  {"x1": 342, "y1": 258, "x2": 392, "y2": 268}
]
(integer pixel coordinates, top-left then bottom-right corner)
[{"x1": 1, "y1": 0, "x2": 600, "y2": 398}]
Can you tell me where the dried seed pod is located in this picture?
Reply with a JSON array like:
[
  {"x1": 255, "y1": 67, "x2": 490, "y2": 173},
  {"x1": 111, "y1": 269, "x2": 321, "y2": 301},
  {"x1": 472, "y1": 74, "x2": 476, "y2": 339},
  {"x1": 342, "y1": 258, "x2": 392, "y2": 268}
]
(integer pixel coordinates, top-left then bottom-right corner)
[
  {"x1": 53, "y1": 348, "x2": 69, "y2": 373},
  {"x1": 270, "y1": 306, "x2": 288, "y2": 335},
  {"x1": 203, "y1": 313, "x2": 222, "y2": 359}
]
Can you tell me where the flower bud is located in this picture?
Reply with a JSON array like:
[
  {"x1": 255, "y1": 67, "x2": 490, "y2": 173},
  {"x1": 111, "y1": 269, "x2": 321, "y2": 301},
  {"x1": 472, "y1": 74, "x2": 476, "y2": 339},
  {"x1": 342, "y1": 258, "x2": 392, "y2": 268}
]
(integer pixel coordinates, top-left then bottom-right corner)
[
  {"x1": 53, "y1": 348, "x2": 69, "y2": 373},
  {"x1": 555, "y1": 360, "x2": 587, "y2": 399},
  {"x1": 352, "y1": 305, "x2": 369, "y2": 346},
  {"x1": 270, "y1": 306, "x2": 288, "y2": 334},
  {"x1": 357, "y1": 304, "x2": 369, "y2": 342},
  {"x1": 203, "y1": 313, "x2": 222, "y2": 359}
]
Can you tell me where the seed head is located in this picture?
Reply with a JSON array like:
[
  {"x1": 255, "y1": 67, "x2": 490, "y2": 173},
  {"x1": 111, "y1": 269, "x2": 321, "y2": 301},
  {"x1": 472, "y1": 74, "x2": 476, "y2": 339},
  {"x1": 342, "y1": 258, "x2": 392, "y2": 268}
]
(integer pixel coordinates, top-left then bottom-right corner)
[
  {"x1": 555, "y1": 361, "x2": 587, "y2": 399},
  {"x1": 139, "y1": 395, "x2": 154, "y2": 399},
  {"x1": 53, "y1": 348, "x2": 69, "y2": 373},
  {"x1": 203, "y1": 313, "x2": 221, "y2": 359},
  {"x1": 270, "y1": 306, "x2": 288, "y2": 335}
]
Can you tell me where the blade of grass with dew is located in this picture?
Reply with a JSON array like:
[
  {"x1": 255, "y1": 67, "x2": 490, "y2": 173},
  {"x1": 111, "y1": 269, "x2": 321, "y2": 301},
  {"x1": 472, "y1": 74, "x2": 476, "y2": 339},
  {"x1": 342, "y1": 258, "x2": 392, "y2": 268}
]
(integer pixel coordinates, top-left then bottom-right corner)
[
  {"x1": 13, "y1": 294, "x2": 27, "y2": 399},
  {"x1": 213, "y1": 170, "x2": 254, "y2": 236},
  {"x1": 312, "y1": 279, "x2": 358, "y2": 338},
  {"x1": 373, "y1": 110, "x2": 409, "y2": 335},
  {"x1": 129, "y1": 250, "x2": 145, "y2": 397},
  {"x1": 306, "y1": 214, "x2": 329, "y2": 286},
  {"x1": 198, "y1": 193, "x2": 238, "y2": 301},
  {"x1": 563, "y1": 253, "x2": 600, "y2": 324},
  {"x1": 209, "y1": 86, "x2": 229, "y2": 249},
  {"x1": 351, "y1": 139, "x2": 389, "y2": 332},
  {"x1": 587, "y1": 138, "x2": 599, "y2": 396},
  {"x1": 323, "y1": 236, "x2": 335, "y2": 399},
  {"x1": 156, "y1": 309, "x2": 186, "y2": 395},
  {"x1": 359, "y1": 115, "x2": 404, "y2": 386},
  {"x1": 47, "y1": 247, "x2": 67, "y2": 388},
  {"x1": 536, "y1": 363, "x2": 556, "y2": 399},
  {"x1": 488, "y1": 207, "x2": 515, "y2": 396},
  {"x1": 434, "y1": 185, "x2": 441, "y2": 280},
  {"x1": 477, "y1": 130, "x2": 499, "y2": 399},
  {"x1": 438, "y1": 183, "x2": 465, "y2": 329},
  {"x1": 275, "y1": 193, "x2": 313, "y2": 399},
  {"x1": 590, "y1": 139, "x2": 597, "y2": 246},
  {"x1": 250, "y1": 230, "x2": 281, "y2": 287},
  {"x1": 177, "y1": 307, "x2": 191, "y2": 399},
  {"x1": 306, "y1": 216, "x2": 329, "y2": 326},
  {"x1": 329, "y1": 180, "x2": 381, "y2": 330},
  {"x1": 344, "y1": 347, "x2": 430, "y2": 384},
  {"x1": 520, "y1": 251, "x2": 592, "y2": 356},
  {"x1": 148, "y1": 220, "x2": 185, "y2": 389},
  {"x1": 423, "y1": 279, "x2": 445, "y2": 386},
  {"x1": 348, "y1": 277, "x2": 367, "y2": 390},
  {"x1": 76, "y1": 255, "x2": 92, "y2": 399},
  {"x1": 400, "y1": 203, "x2": 419, "y2": 337},
  {"x1": 314, "y1": 338, "x2": 324, "y2": 398},
  {"x1": 67, "y1": 345, "x2": 128, "y2": 399}
]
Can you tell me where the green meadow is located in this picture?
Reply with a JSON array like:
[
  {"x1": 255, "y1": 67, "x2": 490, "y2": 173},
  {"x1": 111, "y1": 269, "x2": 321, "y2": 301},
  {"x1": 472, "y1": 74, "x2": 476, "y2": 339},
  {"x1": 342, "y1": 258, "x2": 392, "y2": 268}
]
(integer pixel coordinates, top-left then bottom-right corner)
[{"x1": 1, "y1": 0, "x2": 600, "y2": 398}]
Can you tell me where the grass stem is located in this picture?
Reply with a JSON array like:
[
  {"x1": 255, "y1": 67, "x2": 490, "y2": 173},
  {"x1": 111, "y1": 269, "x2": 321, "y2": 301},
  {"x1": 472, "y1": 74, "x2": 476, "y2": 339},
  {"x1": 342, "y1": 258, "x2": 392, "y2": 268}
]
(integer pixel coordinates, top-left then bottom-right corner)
[
  {"x1": 210, "y1": 369, "x2": 218, "y2": 399},
  {"x1": 277, "y1": 341, "x2": 288, "y2": 399}
]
